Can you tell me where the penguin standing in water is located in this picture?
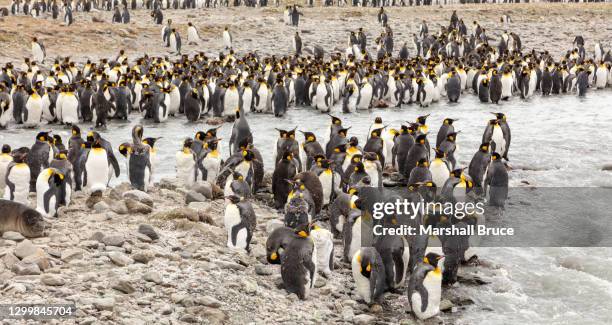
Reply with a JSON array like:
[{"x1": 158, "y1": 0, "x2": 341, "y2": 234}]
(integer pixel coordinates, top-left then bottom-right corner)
[
  {"x1": 35, "y1": 167, "x2": 64, "y2": 218},
  {"x1": 281, "y1": 224, "x2": 317, "y2": 300},
  {"x1": 446, "y1": 71, "x2": 461, "y2": 103},
  {"x1": 28, "y1": 131, "x2": 53, "y2": 193},
  {"x1": 84, "y1": 133, "x2": 120, "y2": 184},
  {"x1": 408, "y1": 252, "x2": 443, "y2": 320},
  {"x1": 275, "y1": 128, "x2": 301, "y2": 171},
  {"x1": 468, "y1": 142, "x2": 491, "y2": 195},
  {"x1": 272, "y1": 151, "x2": 298, "y2": 210},
  {"x1": 351, "y1": 247, "x2": 387, "y2": 304},
  {"x1": 301, "y1": 131, "x2": 325, "y2": 171},
  {"x1": 429, "y1": 149, "x2": 451, "y2": 194},
  {"x1": 438, "y1": 131, "x2": 459, "y2": 169},
  {"x1": 0, "y1": 145, "x2": 12, "y2": 197},
  {"x1": 266, "y1": 226, "x2": 297, "y2": 264},
  {"x1": 3, "y1": 147, "x2": 31, "y2": 204},
  {"x1": 175, "y1": 138, "x2": 198, "y2": 188},
  {"x1": 272, "y1": 78, "x2": 288, "y2": 117},
  {"x1": 184, "y1": 88, "x2": 202, "y2": 122},
  {"x1": 484, "y1": 152, "x2": 508, "y2": 208},
  {"x1": 487, "y1": 112, "x2": 511, "y2": 161},
  {"x1": 435, "y1": 118, "x2": 457, "y2": 149},
  {"x1": 84, "y1": 137, "x2": 111, "y2": 193},
  {"x1": 68, "y1": 125, "x2": 84, "y2": 190},
  {"x1": 479, "y1": 78, "x2": 491, "y2": 103},
  {"x1": 224, "y1": 195, "x2": 257, "y2": 252},
  {"x1": 402, "y1": 134, "x2": 428, "y2": 181}
]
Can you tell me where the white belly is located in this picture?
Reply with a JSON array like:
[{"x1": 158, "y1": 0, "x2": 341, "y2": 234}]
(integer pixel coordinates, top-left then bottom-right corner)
[
  {"x1": 202, "y1": 156, "x2": 221, "y2": 182},
  {"x1": 188, "y1": 27, "x2": 199, "y2": 42},
  {"x1": 311, "y1": 228, "x2": 333, "y2": 275},
  {"x1": 349, "y1": 218, "x2": 362, "y2": 262},
  {"x1": 315, "y1": 85, "x2": 328, "y2": 110},
  {"x1": 24, "y1": 98, "x2": 43, "y2": 127},
  {"x1": 501, "y1": 76, "x2": 513, "y2": 98},
  {"x1": 224, "y1": 90, "x2": 239, "y2": 116},
  {"x1": 175, "y1": 152, "x2": 196, "y2": 187},
  {"x1": 411, "y1": 272, "x2": 442, "y2": 320},
  {"x1": 256, "y1": 87, "x2": 268, "y2": 111},
  {"x1": 62, "y1": 96, "x2": 79, "y2": 124},
  {"x1": 491, "y1": 127, "x2": 506, "y2": 156},
  {"x1": 168, "y1": 88, "x2": 181, "y2": 115},
  {"x1": 6, "y1": 165, "x2": 30, "y2": 205},
  {"x1": 85, "y1": 150, "x2": 110, "y2": 193},
  {"x1": 224, "y1": 204, "x2": 246, "y2": 249},
  {"x1": 351, "y1": 250, "x2": 372, "y2": 303},
  {"x1": 358, "y1": 84, "x2": 372, "y2": 109},
  {"x1": 430, "y1": 160, "x2": 450, "y2": 189},
  {"x1": 595, "y1": 69, "x2": 608, "y2": 89},
  {"x1": 319, "y1": 172, "x2": 333, "y2": 205}
]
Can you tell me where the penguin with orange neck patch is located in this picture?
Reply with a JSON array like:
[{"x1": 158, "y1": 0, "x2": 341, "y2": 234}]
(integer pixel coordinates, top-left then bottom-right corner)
[
  {"x1": 351, "y1": 247, "x2": 387, "y2": 304},
  {"x1": 408, "y1": 252, "x2": 443, "y2": 320},
  {"x1": 281, "y1": 223, "x2": 317, "y2": 300}
]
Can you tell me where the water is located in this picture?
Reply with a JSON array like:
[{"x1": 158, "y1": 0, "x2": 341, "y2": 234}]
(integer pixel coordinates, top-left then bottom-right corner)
[{"x1": 1, "y1": 90, "x2": 612, "y2": 323}]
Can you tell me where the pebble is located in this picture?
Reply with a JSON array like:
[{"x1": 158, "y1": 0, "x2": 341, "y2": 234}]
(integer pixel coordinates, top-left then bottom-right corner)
[
  {"x1": 369, "y1": 304, "x2": 383, "y2": 313},
  {"x1": 93, "y1": 298, "x2": 115, "y2": 311},
  {"x1": 108, "y1": 251, "x2": 134, "y2": 266},
  {"x1": 187, "y1": 201, "x2": 211, "y2": 211},
  {"x1": 185, "y1": 191, "x2": 208, "y2": 204},
  {"x1": 102, "y1": 235, "x2": 125, "y2": 247},
  {"x1": 2, "y1": 231, "x2": 25, "y2": 241},
  {"x1": 241, "y1": 279, "x2": 258, "y2": 294},
  {"x1": 4, "y1": 282, "x2": 27, "y2": 293},
  {"x1": 353, "y1": 314, "x2": 376, "y2": 324},
  {"x1": 132, "y1": 250, "x2": 155, "y2": 264},
  {"x1": 41, "y1": 274, "x2": 65, "y2": 286},
  {"x1": 254, "y1": 264, "x2": 274, "y2": 276},
  {"x1": 216, "y1": 260, "x2": 246, "y2": 271},
  {"x1": 111, "y1": 201, "x2": 129, "y2": 214},
  {"x1": 342, "y1": 306, "x2": 355, "y2": 322},
  {"x1": 123, "y1": 190, "x2": 154, "y2": 206},
  {"x1": 61, "y1": 248, "x2": 85, "y2": 262},
  {"x1": 3, "y1": 253, "x2": 20, "y2": 269},
  {"x1": 12, "y1": 261, "x2": 41, "y2": 275},
  {"x1": 21, "y1": 251, "x2": 50, "y2": 271},
  {"x1": 143, "y1": 271, "x2": 162, "y2": 284},
  {"x1": 93, "y1": 201, "x2": 109, "y2": 213},
  {"x1": 14, "y1": 239, "x2": 38, "y2": 259},
  {"x1": 440, "y1": 299, "x2": 455, "y2": 312},
  {"x1": 197, "y1": 296, "x2": 222, "y2": 308},
  {"x1": 112, "y1": 279, "x2": 136, "y2": 294},
  {"x1": 125, "y1": 198, "x2": 153, "y2": 214},
  {"x1": 137, "y1": 224, "x2": 159, "y2": 241}
]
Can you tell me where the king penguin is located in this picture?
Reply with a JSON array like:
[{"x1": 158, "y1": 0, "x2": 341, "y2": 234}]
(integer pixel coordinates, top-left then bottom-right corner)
[
  {"x1": 175, "y1": 138, "x2": 198, "y2": 188},
  {"x1": 35, "y1": 167, "x2": 64, "y2": 217},
  {"x1": 407, "y1": 252, "x2": 443, "y2": 320},
  {"x1": 484, "y1": 152, "x2": 508, "y2": 208},
  {"x1": 281, "y1": 224, "x2": 318, "y2": 300},
  {"x1": 0, "y1": 145, "x2": 12, "y2": 198},
  {"x1": 3, "y1": 147, "x2": 31, "y2": 205},
  {"x1": 224, "y1": 195, "x2": 257, "y2": 252},
  {"x1": 84, "y1": 137, "x2": 111, "y2": 193},
  {"x1": 310, "y1": 223, "x2": 334, "y2": 278},
  {"x1": 266, "y1": 226, "x2": 297, "y2": 264},
  {"x1": 351, "y1": 247, "x2": 387, "y2": 304}
]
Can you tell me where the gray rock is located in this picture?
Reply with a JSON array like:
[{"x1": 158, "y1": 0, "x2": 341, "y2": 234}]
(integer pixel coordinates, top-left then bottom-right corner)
[
  {"x1": 159, "y1": 178, "x2": 180, "y2": 190},
  {"x1": 137, "y1": 224, "x2": 159, "y2": 240},
  {"x1": 254, "y1": 264, "x2": 274, "y2": 276},
  {"x1": 12, "y1": 261, "x2": 41, "y2": 275},
  {"x1": 134, "y1": 232, "x2": 153, "y2": 243},
  {"x1": 14, "y1": 239, "x2": 38, "y2": 259},
  {"x1": 180, "y1": 314, "x2": 199, "y2": 323},
  {"x1": 112, "y1": 279, "x2": 136, "y2": 294},
  {"x1": 21, "y1": 251, "x2": 50, "y2": 270},
  {"x1": 132, "y1": 250, "x2": 155, "y2": 264},
  {"x1": 185, "y1": 191, "x2": 207, "y2": 204},
  {"x1": 123, "y1": 190, "x2": 154, "y2": 206},
  {"x1": 602, "y1": 164, "x2": 612, "y2": 171},
  {"x1": 125, "y1": 198, "x2": 153, "y2": 214},
  {"x1": 3, "y1": 282, "x2": 27, "y2": 293},
  {"x1": 3, "y1": 253, "x2": 20, "y2": 269},
  {"x1": 191, "y1": 181, "x2": 214, "y2": 199},
  {"x1": 108, "y1": 251, "x2": 133, "y2": 266},
  {"x1": 160, "y1": 306, "x2": 173, "y2": 315},
  {"x1": 61, "y1": 248, "x2": 85, "y2": 262},
  {"x1": 197, "y1": 296, "x2": 222, "y2": 308},
  {"x1": 90, "y1": 231, "x2": 105, "y2": 242},
  {"x1": 187, "y1": 202, "x2": 210, "y2": 211},
  {"x1": 93, "y1": 201, "x2": 109, "y2": 213},
  {"x1": 342, "y1": 307, "x2": 355, "y2": 322},
  {"x1": 41, "y1": 274, "x2": 66, "y2": 286},
  {"x1": 354, "y1": 314, "x2": 376, "y2": 324},
  {"x1": 216, "y1": 260, "x2": 246, "y2": 271},
  {"x1": 2, "y1": 231, "x2": 25, "y2": 241},
  {"x1": 143, "y1": 271, "x2": 162, "y2": 284},
  {"x1": 153, "y1": 208, "x2": 200, "y2": 222},
  {"x1": 242, "y1": 279, "x2": 258, "y2": 294},
  {"x1": 93, "y1": 298, "x2": 115, "y2": 311},
  {"x1": 440, "y1": 299, "x2": 454, "y2": 312},
  {"x1": 102, "y1": 235, "x2": 125, "y2": 247},
  {"x1": 110, "y1": 201, "x2": 129, "y2": 215}
]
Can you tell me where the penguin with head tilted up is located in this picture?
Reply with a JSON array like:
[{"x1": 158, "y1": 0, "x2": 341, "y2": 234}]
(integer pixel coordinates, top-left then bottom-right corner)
[
  {"x1": 266, "y1": 226, "x2": 297, "y2": 265},
  {"x1": 3, "y1": 147, "x2": 31, "y2": 205},
  {"x1": 484, "y1": 152, "x2": 508, "y2": 209},
  {"x1": 281, "y1": 224, "x2": 317, "y2": 300},
  {"x1": 35, "y1": 167, "x2": 64, "y2": 218},
  {"x1": 224, "y1": 194, "x2": 257, "y2": 252},
  {"x1": 272, "y1": 151, "x2": 298, "y2": 210},
  {"x1": 0, "y1": 145, "x2": 12, "y2": 197},
  {"x1": 175, "y1": 138, "x2": 197, "y2": 188},
  {"x1": 301, "y1": 131, "x2": 324, "y2": 171},
  {"x1": 84, "y1": 136, "x2": 112, "y2": 193},
  {"x1": 352, "y1": 247, "x2": 387, "y2": 304},
  {"x1": 408, "y1": 252, "x2": 443, "y2": 320},
  {"x1": 27, "y1": 131, "x2": 54, "y2": 193},
  {"x1": 49, "y1": 150, "x2": 73, "y2": 207}
]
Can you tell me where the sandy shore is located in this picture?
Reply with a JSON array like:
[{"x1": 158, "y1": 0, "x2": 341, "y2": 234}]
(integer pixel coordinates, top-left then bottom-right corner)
[{"x1": 0, "y1": 3, "x2": 611, "y2": 66}]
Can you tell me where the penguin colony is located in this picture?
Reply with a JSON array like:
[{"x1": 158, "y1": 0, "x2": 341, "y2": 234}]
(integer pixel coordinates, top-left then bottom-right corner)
[{"x1": 0, "y1": 7, "x2": 610, "y2": 322}]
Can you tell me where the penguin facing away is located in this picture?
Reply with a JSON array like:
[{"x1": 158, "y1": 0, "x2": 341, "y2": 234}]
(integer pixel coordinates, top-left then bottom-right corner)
[{"x1": 280, "y1": 224, "x2": 318, "y2": 300}]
